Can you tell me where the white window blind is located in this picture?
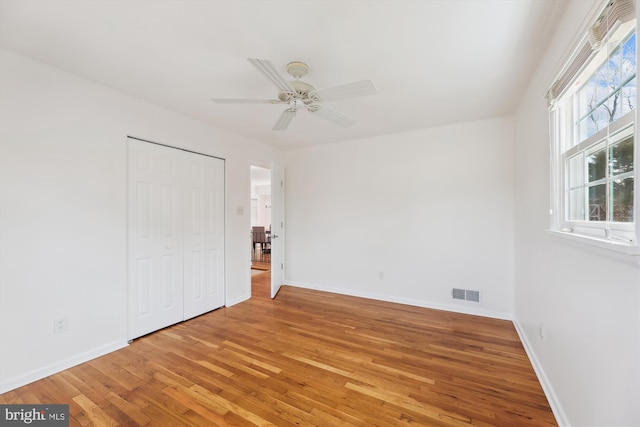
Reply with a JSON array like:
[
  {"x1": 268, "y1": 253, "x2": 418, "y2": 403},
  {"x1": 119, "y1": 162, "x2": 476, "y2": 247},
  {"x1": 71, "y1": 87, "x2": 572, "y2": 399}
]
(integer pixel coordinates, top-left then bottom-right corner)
[{"x1": 546, "y1": 0, "x2": 635, "y2": 107}]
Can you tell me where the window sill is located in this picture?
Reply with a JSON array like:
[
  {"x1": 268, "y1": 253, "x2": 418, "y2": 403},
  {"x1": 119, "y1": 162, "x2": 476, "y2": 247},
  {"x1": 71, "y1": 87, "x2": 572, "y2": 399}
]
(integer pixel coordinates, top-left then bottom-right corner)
[{"x1": 546, "y1": 229, "x2": 640, "y2": 255}]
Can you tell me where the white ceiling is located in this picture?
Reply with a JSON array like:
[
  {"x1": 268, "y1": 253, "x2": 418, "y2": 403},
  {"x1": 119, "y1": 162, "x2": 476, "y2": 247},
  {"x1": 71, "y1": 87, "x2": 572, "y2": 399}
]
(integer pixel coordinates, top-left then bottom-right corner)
[{"x1": 0, "y1": 0, "x2": 567, "y2": 150}]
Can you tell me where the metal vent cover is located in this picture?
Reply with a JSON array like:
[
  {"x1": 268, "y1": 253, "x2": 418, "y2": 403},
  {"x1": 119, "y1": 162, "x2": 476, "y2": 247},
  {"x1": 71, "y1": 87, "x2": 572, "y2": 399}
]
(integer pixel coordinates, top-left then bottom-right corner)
[
  {"x1": 452, "y1": 288, "x2": 466, "y2": 300},
  {"x1": 452, "y1": 288, "x2": 480, "y2": 303},
  {"x1": 465, "y1": 290, "x2": 480, "y2": 303}
]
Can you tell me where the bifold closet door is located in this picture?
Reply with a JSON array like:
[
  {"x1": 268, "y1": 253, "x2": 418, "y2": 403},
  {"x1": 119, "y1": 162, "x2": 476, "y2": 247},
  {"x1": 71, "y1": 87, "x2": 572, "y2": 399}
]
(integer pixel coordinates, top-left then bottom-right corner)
[
  {"x1": 128, "y1": 139, "x2": 185, "y2": 339},
  {"x1": 183, "y1": 152, "x2": 225, "y2": 320},
  {"x1": 128, "y1": 139, "x2": 225, "y2": 340}
]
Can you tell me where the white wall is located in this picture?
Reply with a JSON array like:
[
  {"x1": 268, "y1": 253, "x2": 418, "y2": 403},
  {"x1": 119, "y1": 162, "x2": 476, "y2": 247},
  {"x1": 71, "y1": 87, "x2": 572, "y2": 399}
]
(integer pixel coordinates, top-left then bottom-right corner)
[
  {"x1": 284, "y1": 117, "x2": 515, "y2": 319},
  {"x1": 0, "y1": 48, "x2": 279, "y2": 392},
  {"x1": 513, "y1": 1, "x2": 640, "y2": 426},
  {"x1": 252, "y1": 194, "x2": 271, "y2": 228}
]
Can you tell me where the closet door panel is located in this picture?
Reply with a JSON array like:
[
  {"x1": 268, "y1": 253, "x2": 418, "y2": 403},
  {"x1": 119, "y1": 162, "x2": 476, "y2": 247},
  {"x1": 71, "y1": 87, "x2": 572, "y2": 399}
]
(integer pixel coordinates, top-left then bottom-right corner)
[
  {"x1": 206, "y1": 159, "x2": 225, "y2": 306},
  {"x1": 183, "y1": 152, "x2": 225, "y2": 320},
  {"x1": 205, "y1": 162, "x2": 224, "y2": 303},
  {"x1": 128, "y1": 140, "x2": 184, "y2": 339}
]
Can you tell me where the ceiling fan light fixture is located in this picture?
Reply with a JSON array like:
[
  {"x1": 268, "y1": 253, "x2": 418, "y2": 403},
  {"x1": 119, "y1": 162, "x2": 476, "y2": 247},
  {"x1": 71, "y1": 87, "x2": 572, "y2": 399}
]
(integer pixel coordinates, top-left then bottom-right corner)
[{"x1": 286, "y1": 61, "x2": 308, "y2": 79}]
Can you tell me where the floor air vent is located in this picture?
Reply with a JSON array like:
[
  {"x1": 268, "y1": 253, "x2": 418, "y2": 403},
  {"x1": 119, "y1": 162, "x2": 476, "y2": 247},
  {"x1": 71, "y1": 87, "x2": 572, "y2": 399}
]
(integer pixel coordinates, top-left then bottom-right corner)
[{"x1": 452, "y1": 288, "x2": 480, "y2": 303}]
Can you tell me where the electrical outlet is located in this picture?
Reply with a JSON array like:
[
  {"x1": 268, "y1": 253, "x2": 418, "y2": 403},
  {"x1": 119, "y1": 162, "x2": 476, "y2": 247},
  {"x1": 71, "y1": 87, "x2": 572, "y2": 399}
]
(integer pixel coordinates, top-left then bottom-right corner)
[
  {"x1": 378, "y1": 271, "x2": 384, "y2": 280},
  {"x1": 53, "y1": 317, "x2": 68, "y2": 334}
]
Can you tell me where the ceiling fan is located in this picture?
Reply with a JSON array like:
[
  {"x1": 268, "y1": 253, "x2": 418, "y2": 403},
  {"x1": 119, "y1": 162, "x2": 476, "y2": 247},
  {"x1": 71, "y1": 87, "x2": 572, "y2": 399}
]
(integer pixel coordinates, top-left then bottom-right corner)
[{"x1": 212, "y1": 59, "x2": 377, "y2": 131}]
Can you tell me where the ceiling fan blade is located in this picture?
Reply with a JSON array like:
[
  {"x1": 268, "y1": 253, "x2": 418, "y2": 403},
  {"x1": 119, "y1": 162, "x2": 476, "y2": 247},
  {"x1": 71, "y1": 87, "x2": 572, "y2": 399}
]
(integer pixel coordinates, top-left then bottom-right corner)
[
  {"x1": 310, "y1": 79, "x2": 377, "y2": 103},
  {"x1": 247, "y1": 58, "x2": 295, "y2": 93},
  {"x1": 309, "y1": 105, "x2": 357, "y2": 127},
  {"x1": 211, "y1": 98, "x2": 284, "y2": 104},
  {"x1": 273, "y1": 108, "x2": 296, "y2": 131}
]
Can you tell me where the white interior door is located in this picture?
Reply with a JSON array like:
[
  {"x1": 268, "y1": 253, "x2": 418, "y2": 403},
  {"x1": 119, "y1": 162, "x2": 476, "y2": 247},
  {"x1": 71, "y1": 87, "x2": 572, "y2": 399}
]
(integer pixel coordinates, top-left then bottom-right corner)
[
  {"x1": 183, "y1": 152, "x2": 225, "y2": 319},
  {"x1": 128, "y1": 139, "x2": 184, "y2": 339},
  {"x1": 270, "y1": 165, "x2": 285, "y2": 298}
]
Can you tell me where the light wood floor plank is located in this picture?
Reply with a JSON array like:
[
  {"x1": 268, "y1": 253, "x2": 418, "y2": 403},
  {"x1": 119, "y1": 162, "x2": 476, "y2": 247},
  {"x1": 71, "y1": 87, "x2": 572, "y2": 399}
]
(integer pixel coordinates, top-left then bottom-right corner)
[{"x1": 0, "y1": 273, "x2": 556, "y2": 426}]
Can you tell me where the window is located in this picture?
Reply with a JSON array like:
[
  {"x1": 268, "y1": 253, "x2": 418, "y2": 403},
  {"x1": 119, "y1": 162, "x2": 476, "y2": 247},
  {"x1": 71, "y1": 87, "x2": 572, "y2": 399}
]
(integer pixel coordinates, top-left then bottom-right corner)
[{"x1": 547, "y1": 0, "x2": 638, "y2": 250}]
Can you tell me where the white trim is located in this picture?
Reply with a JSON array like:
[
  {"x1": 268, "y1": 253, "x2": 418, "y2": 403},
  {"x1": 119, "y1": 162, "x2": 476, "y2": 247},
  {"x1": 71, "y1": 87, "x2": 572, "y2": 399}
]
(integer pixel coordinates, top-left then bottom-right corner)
[
  {"x1": 285, "y1": 280, "x2": 512, "y2": 321},
  {"x1": 546, "y1": 228, "x2": 640, "y2": 255},
  {"x1": 565, "y1": 112, "x2": 634, "y2": 156},
  {"x1": 513, "y1": 319, "x2": 569, "y2": 427},
  {"x1": 0, "y1": 340, "x2": 128, "y2": 394}
]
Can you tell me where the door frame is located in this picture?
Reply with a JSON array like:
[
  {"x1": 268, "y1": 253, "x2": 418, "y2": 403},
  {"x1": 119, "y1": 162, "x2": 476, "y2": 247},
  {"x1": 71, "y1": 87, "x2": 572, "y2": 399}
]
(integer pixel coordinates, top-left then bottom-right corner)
[{"x1": 249, "y1": 160, "x2": 284, "y2": 298}]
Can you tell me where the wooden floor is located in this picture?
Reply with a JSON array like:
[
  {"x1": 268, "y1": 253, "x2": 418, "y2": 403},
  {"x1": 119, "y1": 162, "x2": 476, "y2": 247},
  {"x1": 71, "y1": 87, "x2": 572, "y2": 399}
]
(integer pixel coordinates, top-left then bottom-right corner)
[
  {"x1": 251, "y1": 261, "x2": 271, "y2": 272},
  {"x1": 1, "y1": 272, "x2": 557, "y2": 426}
]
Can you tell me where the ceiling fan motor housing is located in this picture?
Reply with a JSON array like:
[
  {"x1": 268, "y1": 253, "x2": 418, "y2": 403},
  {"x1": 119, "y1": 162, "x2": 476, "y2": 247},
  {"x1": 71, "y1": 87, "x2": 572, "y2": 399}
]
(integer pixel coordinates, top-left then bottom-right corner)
[{"x1": 279, "y1": 80, "x2": 316, "y2": 104}]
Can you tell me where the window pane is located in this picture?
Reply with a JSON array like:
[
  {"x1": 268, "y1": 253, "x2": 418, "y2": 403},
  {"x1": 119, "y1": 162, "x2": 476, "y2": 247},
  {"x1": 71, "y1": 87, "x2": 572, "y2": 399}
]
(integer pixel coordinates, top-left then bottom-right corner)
[
  {"x1": 567, "y1": 154, "x2": 584, "y2": 187},
  {"x1": 604, "y1": 90, "x2": 623, "y2": 122},
  {"x1": 587, "y1": 148, "x2": 606, "y2": 182},
  {"x1": 588, "y1": 184, "x2": 606, "y2": 221},
  {"x1": 609, "y1": 136, "x2": 634, "y2": 176},
  {"x1": 578, "y1": 78, "x2": 597, "y2": 118},
  {"x1": 568, "y1": 189, "x2": 585, "y2": 221},
  {"x1": 594, "y1": 62, "x2": 613, "y2": 105},
  {"x1": 608, "y1": 47, "x2": 622, "y2": 91},
  {"x1": 576, "y1": 33, "x2": 636, "y2": 142},
  {"x1": 610, "y1": 177, "x2": 634, "y2": 222},
  {"x1": 578, "y1": 116, "x2": 592, "y2": 142},
  {"x1": 583, "y1": 104, "x2": 612, "y2": 140},
  {"x1": 622, "y1": 33, "x2": 636, "y2": 82},
  {"x1": 620, "y1": 77, "x2": 636, "y2": 115}
]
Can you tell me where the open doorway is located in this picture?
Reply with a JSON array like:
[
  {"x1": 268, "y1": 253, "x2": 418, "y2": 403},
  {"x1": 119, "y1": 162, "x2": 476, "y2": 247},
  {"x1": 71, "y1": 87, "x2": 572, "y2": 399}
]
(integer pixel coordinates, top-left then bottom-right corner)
[{"x1": 250, "y1": 165, "x2": 271, "y2": 296}]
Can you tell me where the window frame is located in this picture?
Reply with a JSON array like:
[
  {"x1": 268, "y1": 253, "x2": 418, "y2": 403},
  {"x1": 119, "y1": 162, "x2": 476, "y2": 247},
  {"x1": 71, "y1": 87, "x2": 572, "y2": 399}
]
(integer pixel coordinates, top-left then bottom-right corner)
[{"x1": 548, "y1": 1, "x2": 639, "y2": 254}]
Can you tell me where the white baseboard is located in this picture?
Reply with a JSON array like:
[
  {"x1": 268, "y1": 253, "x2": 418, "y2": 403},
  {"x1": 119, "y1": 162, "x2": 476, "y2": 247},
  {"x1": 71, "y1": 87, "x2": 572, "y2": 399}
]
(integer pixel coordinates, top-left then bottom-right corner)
[
  {"x1": 0, "y1": 340, "x2": 128, "y2": 394},
  {"x1": 512, "y1": 318, "x2": 569, "y2": 427},
  {"x1": 285, "y1": 280, "x2": 512, "y2": 321}
]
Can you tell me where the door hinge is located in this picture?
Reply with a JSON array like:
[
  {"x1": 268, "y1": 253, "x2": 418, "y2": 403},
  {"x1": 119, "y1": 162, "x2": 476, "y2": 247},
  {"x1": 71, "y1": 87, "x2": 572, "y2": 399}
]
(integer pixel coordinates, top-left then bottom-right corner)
[{"x1": 281, "y1": 263, "x2": 284, "y2": 269}]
